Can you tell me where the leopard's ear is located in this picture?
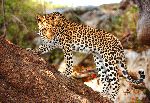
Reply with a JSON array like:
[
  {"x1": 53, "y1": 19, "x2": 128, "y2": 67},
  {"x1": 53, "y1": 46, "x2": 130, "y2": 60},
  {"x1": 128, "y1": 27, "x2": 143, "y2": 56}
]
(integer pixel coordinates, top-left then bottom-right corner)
[
  {"x1": 53, "y1": 13, "x2": 65, "y2": 26},
  {"x1": 54, "y1": 15, "x2": 60, "y2": 20},
  {"x1": 53, "y1": 15, "x2": 60, "y2": 26},
  {"x1": 36, "y1": 14, "x2": 44, "y2": 22}
]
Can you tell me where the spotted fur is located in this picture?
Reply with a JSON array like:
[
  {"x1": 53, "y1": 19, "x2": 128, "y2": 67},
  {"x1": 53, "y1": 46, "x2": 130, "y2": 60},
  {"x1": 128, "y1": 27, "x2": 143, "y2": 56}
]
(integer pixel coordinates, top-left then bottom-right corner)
[{"x1": 34, "y1": 12, "x2": 145, "y2": 101}]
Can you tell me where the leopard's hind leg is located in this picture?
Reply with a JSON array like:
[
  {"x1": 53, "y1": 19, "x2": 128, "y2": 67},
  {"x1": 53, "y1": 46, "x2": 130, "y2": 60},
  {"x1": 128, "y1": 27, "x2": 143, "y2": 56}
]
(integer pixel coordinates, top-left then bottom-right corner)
[
  {"x1": 106, "y1": 64, "x2": 120, "y2": 101},
  {"x1": 93, "y1": 53, "x2": 110, "y2": 95}
]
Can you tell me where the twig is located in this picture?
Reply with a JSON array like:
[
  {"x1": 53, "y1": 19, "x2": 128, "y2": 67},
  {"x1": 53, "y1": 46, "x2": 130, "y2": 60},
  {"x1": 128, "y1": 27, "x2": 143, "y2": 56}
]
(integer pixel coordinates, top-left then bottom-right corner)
[
  {"x1": 120, "y1": 28, "x2": 131, "y2": 45},
  {"x1": 2, "y1": 0, "x2": 6, "y2": 37}
]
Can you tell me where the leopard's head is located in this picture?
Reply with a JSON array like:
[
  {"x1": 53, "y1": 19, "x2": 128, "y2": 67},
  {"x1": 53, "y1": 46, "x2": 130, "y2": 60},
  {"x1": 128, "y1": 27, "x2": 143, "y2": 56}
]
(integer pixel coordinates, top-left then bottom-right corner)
[{"x1": 36, "y1": 12, "x2": 66, "y2": 40}]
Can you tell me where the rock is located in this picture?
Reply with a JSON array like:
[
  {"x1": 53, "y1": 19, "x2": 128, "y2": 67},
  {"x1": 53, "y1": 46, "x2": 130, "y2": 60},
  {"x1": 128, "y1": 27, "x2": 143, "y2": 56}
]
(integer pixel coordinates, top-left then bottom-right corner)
[
  {"x1": 69, "y1": 6, "x2": 98, "y2": 15},
  {"x1": 0, "y1": 35, "x2": 112, "y2": 103},
  {"x1": 124, "y1": 49, "x2": 150, "y2": 91},
  {"x1": 80, "y1": 10, "x2": 105, "y2": 28}
]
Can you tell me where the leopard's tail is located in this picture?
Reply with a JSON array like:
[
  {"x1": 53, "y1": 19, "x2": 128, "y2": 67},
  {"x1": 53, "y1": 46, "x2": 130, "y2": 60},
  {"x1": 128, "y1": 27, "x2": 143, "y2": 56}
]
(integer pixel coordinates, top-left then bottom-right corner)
[{"x1": 119, "y1": 63, "x2": 145, "y2": 84}]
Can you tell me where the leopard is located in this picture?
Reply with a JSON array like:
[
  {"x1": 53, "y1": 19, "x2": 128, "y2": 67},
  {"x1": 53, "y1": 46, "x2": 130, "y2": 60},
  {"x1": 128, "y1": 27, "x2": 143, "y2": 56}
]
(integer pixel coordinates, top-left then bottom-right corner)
[{"x1": 33, "y1": 12, "x2": 145, "y2": 101}]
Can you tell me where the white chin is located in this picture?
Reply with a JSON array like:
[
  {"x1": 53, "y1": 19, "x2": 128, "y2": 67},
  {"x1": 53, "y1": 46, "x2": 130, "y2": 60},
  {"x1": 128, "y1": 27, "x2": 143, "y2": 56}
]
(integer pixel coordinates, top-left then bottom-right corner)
[{"x1": 37, "y1": 32, "x2": 40, "y2": 35}]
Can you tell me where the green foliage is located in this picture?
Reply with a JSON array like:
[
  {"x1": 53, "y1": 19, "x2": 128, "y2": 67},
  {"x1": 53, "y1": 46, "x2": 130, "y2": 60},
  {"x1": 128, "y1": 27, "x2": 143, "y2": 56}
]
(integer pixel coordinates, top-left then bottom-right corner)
[
  {"x1": 112, "y1": 6, "x2": 138, "y2": 36},
  {"x1": 0, "y1": 0, "x2": 65, "y2": 48},
  {"x1": 0, "y1": 0, "x2": 65, "y2": 64},
  {"x1": 0, "y1": 0, "x2": 43, "y2": 47},
  {"x1": 111, "y1": 5, "x2": 139, "y2": 49}
]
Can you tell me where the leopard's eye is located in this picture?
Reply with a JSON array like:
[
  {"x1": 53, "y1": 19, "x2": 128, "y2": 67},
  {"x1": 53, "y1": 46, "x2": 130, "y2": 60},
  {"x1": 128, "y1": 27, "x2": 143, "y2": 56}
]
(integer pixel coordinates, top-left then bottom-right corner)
[
  {"x1": 51, "y1": 16, "x2": 55, "y2": 20},
  {"x1": 37, "y1": 18, "x2": 42, "y2": 22}
]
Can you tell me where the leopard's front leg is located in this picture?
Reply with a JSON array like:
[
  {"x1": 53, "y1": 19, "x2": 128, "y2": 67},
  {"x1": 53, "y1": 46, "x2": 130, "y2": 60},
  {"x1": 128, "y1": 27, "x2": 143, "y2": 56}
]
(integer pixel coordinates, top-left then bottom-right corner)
[
  {"x1": 62, "y1": 45, "x2": 73, "y2": 77},
  {"x1": 36, "y1": 43, "x2": 55, "y2": 54},
  {"x1": 27, "y1": 43, "x2": 55, "y2": 55}
]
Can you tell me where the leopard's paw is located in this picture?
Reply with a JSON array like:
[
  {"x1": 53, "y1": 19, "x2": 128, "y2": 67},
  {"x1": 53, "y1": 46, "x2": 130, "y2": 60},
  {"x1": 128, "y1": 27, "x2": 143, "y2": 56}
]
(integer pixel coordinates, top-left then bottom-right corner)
[{"x1": 60, "y1": 72, "x2": 72, "y2": 78}]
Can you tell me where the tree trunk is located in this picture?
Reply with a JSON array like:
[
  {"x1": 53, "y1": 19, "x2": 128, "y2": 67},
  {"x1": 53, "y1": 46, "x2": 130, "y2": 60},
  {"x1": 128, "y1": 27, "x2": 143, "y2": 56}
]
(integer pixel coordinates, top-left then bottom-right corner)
[
  {"x1": 0, "y1": 35, "x2": 112, "y2": 103},
  {"x1": 134, "y1": 0, "x2": 150, "y2": 45}
]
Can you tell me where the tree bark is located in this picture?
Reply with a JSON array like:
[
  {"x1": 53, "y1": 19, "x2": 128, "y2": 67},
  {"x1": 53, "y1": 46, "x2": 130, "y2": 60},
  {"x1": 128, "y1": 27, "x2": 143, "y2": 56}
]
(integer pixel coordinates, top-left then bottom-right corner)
[
  {"x1": 134, "y1": 0, "x2": 150, "y2": 45},
  {"x1": 119, "y1": 0, "x2": 150, "y2": 46},
  {"x1": 0, "y1": 35, "x2": 112, "y2": 103}
]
